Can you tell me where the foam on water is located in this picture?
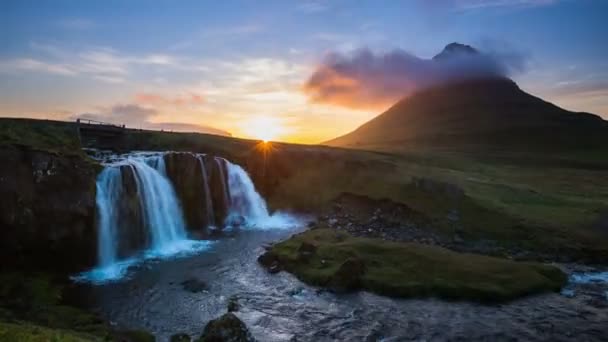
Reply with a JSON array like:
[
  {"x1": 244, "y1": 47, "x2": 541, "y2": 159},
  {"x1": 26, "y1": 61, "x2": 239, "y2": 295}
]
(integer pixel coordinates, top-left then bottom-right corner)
[
  {"x1": 224, "y1": 161, "x2": 303, "y2": 230},
  {"x1": 74, "y1": 240, "x2": 214, "y2": 285},
  {"x1": 570, "y1": 271, "x2": 608, "y2": 284}
]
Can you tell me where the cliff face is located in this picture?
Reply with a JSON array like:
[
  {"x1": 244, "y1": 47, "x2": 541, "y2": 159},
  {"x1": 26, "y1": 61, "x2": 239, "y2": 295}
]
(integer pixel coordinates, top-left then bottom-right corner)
[
  {"x1": 163, "y1": 152, "x2": 231, "y2": 233},
  {"x1": 0, "y1": 146, "x2": 98, "y2": 272}
]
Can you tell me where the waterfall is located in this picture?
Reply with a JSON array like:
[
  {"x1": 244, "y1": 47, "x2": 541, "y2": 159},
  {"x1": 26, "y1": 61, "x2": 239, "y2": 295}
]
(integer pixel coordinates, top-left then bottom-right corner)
[
  {"x1": 225, "y1": 162, "x2": 270, "y2": 222},
  {"x1": 75, "y1": 151, "x2": 299, "y2": 284},
  {"x1": 76, "y1": 152, "x2": 210, "y2": 284},
  {"x1": 96, "y1": 167, "x2": 123, "y2": 268},
  {"x1": 196, "y1": 155, "x2": 215, "y2": 228},
  {"x1": 224, "y1": 160, "x2": 300, "y2": 229},
  {"x1": 129, "y1": 156, "x2": 187, "y2": 253}
]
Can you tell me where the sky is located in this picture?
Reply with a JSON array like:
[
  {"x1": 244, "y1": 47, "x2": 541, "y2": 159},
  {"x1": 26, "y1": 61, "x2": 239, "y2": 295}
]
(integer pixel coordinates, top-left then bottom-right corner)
[{"x1": 1, "y1": 0, "x2": 607, "y2": 143}]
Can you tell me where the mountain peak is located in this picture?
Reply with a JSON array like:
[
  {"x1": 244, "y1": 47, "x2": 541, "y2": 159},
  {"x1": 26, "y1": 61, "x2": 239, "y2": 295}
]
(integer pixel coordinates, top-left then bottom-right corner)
[{"x1": 433, "y1": 42, "x2": 479, "y2": 60}]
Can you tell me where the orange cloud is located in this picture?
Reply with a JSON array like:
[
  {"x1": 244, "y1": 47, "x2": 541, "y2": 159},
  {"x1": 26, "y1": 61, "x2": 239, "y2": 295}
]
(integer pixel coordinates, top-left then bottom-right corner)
[
  {"x1": 134, "y1": 92, "x2": 205, "y2": 106},
  {"x1": 303, "y1": 45, "x2": 524, "y2": 110}
]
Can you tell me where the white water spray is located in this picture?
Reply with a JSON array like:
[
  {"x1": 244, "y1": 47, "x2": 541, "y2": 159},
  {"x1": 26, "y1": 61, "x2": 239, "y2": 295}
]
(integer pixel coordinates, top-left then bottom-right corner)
[
  {"x1": 225, "y1": 161, "x2": 301, "y2": 229},
  {"x1": 76, "y1": 153, "x2": 211, "y2": 284}
]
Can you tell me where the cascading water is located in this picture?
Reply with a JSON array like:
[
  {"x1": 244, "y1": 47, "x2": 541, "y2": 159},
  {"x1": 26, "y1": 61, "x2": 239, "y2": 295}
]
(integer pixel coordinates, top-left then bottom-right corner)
[
  {"x1": 224, "y1": 161, "x2": 301, "y2": 229},
  {"x1": 96, "y1": 167, "x2": 123, "y2": 268},
  {"x1": 75, "y1": 152, "x2": 211, "y2": 283},
  {"x1": 129, "y1": 157, "x2": 187, "y2": 252},
  {"x1": 75, "y1": 151, "x2": 300, "y2": 284}
]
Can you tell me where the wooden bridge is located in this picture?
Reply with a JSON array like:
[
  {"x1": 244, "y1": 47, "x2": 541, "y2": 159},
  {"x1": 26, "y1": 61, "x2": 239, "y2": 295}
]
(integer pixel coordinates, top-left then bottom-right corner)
[{"x1": 76, "y1": 118, "x2": 127, "y2": 149}]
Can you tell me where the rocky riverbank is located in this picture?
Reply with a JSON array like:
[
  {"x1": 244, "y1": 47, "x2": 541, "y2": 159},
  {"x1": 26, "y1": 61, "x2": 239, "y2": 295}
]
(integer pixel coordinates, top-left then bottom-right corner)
[{"x1": 316, "y1": 192, "x2": 608, "y2": 264}]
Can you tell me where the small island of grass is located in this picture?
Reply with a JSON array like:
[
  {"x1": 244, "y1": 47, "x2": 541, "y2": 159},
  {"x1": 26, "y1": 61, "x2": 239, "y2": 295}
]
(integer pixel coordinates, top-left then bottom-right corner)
[{"x1": 260, "y1": 229, "x2": 567, "y2": 303}]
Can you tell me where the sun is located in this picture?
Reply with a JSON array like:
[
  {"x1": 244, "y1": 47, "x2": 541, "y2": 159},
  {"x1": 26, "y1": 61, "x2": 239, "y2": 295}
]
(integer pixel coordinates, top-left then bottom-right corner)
[{"x1": 242, "y1": 116, "x2": 285, "y2": 142}]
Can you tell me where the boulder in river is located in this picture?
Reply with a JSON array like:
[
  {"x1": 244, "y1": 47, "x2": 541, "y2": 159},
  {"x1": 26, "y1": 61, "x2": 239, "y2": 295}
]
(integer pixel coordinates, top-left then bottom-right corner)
[
  {"x1": 296, "y1": 242, "x2": 317, "y2": 262},
  {"x1": 181, "y1": 277, "x2": 209, "y2": 293},
  {"x1": 198, "y1": 313, "x2": 255, "y2": 342},
  {"x1": 328, "y1": 257, "x2": 367, "y2": 292},
  {"x1": 170, "y1": 333, "x2": 192, "y2": 342},
  {"x1": 257, "y1": 251, "x2": 281, "y2": 274}
]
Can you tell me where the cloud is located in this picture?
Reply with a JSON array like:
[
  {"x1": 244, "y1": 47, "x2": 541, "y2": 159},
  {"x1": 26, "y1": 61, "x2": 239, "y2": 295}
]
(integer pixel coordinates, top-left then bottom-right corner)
[
  {"x1": 0, "y1": 44, "x2": 186, "y2": 84},
  {"x1": 134, "y1": 92, "x2": 205, "y2": 106},
  {"x1": 0, "y1": 58, "x2": 76, "y2": 76},
  {"x1": 551, "y1": 80, "x2": 608, "y2": 98},
  {"x1": 74, "y1": 104, "x2": 230, "y2": 136},
  {"x1": 297, "y1": 1, "x2": 329, "y2": 13},
  {"x1": 303, "y1": 44, "x2": 527, "y2": 109},
  {"x1": 424, "y1": 0, "x2": 558, "y2": 10},
  {"x1": 78, "y1": 104, "x2": 156, "y2": 126}
]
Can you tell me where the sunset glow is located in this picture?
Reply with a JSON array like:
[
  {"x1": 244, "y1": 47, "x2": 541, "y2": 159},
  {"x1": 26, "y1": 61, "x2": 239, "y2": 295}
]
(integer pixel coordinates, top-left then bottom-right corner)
[
  {"x1": 0, "y1": 1, "x2": 606, "y2": 144},
  {"x1": 240, "y1": 116, "x2": 287, "y2": 142}
]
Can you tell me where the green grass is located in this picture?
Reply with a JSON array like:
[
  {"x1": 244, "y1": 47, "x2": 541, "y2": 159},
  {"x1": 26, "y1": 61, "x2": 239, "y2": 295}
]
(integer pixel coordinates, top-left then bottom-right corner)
[
  {"x1": 0, "y1": 118, "x2": 82, "y2": 155},
  {"x1": 0, "y1": 322, "x2": 99, "y2": 342},
  {"x1": 268, "y1": 229, "x2": 567, "y2": 302},
  {"x1": 0, "y1": 272, "x2": 159, "y2": 341}
]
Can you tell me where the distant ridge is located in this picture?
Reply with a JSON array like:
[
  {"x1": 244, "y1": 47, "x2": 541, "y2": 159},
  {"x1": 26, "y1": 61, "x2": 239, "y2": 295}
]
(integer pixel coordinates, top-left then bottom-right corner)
[{"x1": 325, "y1": 44, "x2": 608, "y2": 153}]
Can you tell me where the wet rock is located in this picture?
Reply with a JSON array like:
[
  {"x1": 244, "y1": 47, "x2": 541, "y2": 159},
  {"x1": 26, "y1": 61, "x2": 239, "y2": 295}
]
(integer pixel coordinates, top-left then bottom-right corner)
[
  {"x1": 170, "y1": 333, "x2": 192, "y2": 342},
  {"x1": 164, "y1": 152, "x2": 209, "y2": 232},
  {"x1": 199, "y1": 313, "x2": 256, "y2": 342},
  {"x1": 181, "y1": 277, "x2": 208, "y2": 293},
  {"x1": 453, "y1": 233, "x2": 464, "y2": 244},
  {"x1": 0, "y1": 146, "x2": 98, "y2": 272},
  {"x1": 227, "y1": 295, "x2": 240, "y2": 312},
  {"x1": 115, "y1": 329, "x2": 156, "y2": 342},
  {"x1": 328, "y1": 257, "x2": 366, "y2": 292},
  {"x1": 297, "y1": 242, "x2": 317, "y2": 262},
  {"x1": 258, "y1": 251, "x2": 281, "y2": 274}
]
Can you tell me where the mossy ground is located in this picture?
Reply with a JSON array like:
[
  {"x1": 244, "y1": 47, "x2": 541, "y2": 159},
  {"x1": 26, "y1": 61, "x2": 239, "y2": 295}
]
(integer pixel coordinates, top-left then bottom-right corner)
[
  {"x1": 0, "y1": 273, "x2": 155, "y2": 342},
  {"x1": 268, "y1": 229, "x2": 567, "y2": 303},
  {"x1": 0, "y1": 118, "x2": 82, "y2": 155},
  {"x1": 0, "y1": 321, "x2": 99, "y2": 342}
]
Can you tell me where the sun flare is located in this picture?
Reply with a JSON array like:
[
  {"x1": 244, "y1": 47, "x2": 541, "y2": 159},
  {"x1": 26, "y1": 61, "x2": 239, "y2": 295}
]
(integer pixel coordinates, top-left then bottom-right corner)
[{"x1": 242, "y1": 116, "x2": 286, "y2": 142}]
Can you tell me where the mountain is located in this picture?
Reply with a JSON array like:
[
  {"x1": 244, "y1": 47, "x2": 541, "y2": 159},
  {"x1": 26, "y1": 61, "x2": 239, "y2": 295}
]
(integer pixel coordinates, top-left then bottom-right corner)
[
  {"x1": 432, "y1": 42, "x2": 479, "y2": 60},
  {"x1": 325, "y1": 45, "x2": 608, "y2": 154}
]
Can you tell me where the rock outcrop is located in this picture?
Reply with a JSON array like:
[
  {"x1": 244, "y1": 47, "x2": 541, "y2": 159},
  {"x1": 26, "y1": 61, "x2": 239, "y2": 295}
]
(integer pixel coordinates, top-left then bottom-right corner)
[
  {"x1": 164, "y1": 152, "x2": 209, "y2": 231},
  {"x1": 0, "y1": 146, "x2": 98, "y2": 272},
  {"x1": 199, "y1": 313, "x2": 255, "y2": 342},
  {"x1": 163, "y1": 153, "x2": 231, "y2": 233}
]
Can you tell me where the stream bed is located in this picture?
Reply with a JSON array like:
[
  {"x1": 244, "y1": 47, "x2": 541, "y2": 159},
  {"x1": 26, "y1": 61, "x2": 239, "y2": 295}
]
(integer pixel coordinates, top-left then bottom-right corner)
[{"x1": 83, "y1": 227, "x2": 608, "y2": 342}]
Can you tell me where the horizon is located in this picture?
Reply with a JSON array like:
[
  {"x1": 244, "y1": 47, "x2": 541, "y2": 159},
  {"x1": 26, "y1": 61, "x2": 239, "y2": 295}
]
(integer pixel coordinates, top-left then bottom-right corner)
[{"x1": 1, "y1": 0, "x2": 607, "y2": 143}]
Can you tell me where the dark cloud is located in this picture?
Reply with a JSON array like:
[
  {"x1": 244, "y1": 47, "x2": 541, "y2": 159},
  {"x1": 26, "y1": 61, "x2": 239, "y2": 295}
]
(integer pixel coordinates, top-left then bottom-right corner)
[
  {"x1": 74, "y1": 104, "x2": 231, "y2": 136},
  {"x1": 303, "y1": 44, "x2": 527, "y2": 109}
]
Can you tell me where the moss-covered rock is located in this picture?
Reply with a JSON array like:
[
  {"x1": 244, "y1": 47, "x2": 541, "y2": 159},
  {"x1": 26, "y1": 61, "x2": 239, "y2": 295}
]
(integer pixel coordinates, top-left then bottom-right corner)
[
  {"x1": 115, "y1": 329, "x2": 156, "y2": 342},
  {"x1": 198, "y1": 313, "x2": 255, "y2": 342},
  {"x1": 327, "y1": 257, "x2": 366, "y2": 292},
  {"x1": 0, "y1": 321, "x2": 100, "y2": 342},
  {"x1": 170, "y1": 333, "x2": 192, "y2": 342},
  {"x1": 262, "y1": 229, "x2": 568, "y2": 303},
  {"x1": 0, "y1": 145, "x2": 98, "y2": 272}
]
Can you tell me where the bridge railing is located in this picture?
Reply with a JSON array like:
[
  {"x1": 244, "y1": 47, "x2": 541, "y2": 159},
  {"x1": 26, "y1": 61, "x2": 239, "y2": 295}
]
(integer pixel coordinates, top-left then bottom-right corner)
[{"x1": 76, "y1": 118, "x2": 125, "y2": 128}]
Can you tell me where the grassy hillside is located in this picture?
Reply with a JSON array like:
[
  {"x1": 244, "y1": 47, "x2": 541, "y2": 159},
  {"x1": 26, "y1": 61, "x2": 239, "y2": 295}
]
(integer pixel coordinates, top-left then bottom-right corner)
[
  {"x1": 325, "y1": 78, "x2": 608, "y2": 156},
  {"x1": 0, "y1": 118, "x2": 82, "y2": 155}
]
